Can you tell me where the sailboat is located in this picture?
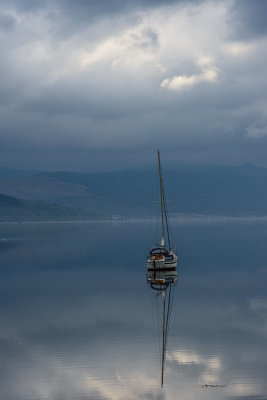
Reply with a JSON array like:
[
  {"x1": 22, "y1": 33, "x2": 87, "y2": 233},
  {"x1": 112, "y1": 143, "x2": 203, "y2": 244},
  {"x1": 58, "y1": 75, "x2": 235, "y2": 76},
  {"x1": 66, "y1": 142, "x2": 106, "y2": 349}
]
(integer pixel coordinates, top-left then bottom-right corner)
[
  {"x1": 146, "y1": 150, "x2": 178, "y2": 289},
  {"x1": 146, "y1": 150, "x2": 178, "y2": 388}
]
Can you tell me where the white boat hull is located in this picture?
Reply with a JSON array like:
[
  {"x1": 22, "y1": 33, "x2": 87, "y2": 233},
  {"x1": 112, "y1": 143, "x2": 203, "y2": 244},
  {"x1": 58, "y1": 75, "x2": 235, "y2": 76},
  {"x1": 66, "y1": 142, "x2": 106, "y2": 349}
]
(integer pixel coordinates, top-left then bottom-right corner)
[{"x1": 146, "y1": 255, "x2": 178, "y2": 285}]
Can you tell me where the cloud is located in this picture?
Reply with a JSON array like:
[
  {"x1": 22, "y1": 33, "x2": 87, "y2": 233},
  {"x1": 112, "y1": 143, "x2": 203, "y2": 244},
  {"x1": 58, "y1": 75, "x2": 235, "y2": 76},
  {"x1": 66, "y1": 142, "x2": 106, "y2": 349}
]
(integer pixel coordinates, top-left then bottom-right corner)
[
  {"x1": 246, "y1": 123, "x2": 267, "y2": 138},
  {"x1": 166, "y1": 348, "x2": 224, "y2": 389},
  {"x1": 160, "y1": 56, "x2": 218, "y2": 91},
  {"x1": 85, "y1": 372, "x2": 165, "y2": 400},
  {"x1": 0, "y1": 11, "x2": 16, "y2": 31},
  {"x1": 249, "y1": 298, "x2": 267, "y2": 312},
  {"x1": 0, "y1": 0, "x2": 267, "y2": 170},
  {"x1": 78, "y1": 27, "x2": 159, "y2": 71},
  {"x1": 167, "y1": 349, "x2": 201, "y2": 364},
  {"x1": 229, "y1": 0, "x2": 267, "y2": 40},
  {"x1": 227, "y1": 383, "x2": 265, "y2": 399},
  {"x1": 166, "y1": 349, "x2": 222, "y2": 371}
]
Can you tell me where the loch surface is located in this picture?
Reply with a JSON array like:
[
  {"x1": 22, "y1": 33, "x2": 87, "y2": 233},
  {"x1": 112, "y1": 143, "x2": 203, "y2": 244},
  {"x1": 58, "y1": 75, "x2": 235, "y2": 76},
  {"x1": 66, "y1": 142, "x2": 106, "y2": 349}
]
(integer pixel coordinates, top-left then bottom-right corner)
[{"x1": 0, "y1": 218, "x2": 267, "y2": 399}]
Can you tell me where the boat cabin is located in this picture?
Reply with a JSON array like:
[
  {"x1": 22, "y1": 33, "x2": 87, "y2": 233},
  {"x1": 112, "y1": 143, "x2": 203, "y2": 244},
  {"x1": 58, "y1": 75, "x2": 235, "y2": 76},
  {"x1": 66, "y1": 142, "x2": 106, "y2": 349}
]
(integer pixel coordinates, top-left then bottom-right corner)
[{"x1": 150, "y1": 247, "x2": 168, "y2": 256}]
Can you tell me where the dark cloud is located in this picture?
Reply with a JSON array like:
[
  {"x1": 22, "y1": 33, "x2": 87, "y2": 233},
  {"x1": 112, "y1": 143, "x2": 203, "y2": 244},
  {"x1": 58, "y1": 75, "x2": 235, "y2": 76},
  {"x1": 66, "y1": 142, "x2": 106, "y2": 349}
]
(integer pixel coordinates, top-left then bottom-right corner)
[
  {"x1": 0, "y1": 0, "x2": 267, "y2": 171},
  {"x1": 230, "y1": 397, "x2": 267, "y2": 400},
  {"x1": 0, "y1": 12, "x2": 16, "y2": 31},
  {"x1": 1, "y1": 0, "x2": 200, "y2": 41},
  {"x1": 138, "y1": 392, "x2": 165, "y2": 400},
  {"x1": 131, "y1": 28, "x2": 159, "y2": 49},
  {"x1": 0, "y1": 0, "x2": 46, "y2": 12},
  {"x1": 229, "y1": 0, "x2": 267, "y2": 40},
  {"x1": 2, "y1": 0, "x2": 199, "y2": 13}
]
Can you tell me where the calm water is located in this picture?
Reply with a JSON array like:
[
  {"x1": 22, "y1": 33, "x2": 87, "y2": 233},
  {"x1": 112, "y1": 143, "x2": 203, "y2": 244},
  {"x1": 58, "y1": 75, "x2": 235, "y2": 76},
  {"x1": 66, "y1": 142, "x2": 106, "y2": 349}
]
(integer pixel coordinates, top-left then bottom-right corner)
[{"x1": 0, "y1": 219, "x2": 267, "y2": 400}]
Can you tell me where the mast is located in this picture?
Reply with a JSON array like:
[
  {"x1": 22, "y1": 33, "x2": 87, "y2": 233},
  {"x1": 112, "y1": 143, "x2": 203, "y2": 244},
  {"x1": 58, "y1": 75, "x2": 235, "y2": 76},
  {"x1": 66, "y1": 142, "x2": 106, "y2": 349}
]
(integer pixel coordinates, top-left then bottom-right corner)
[
  {"x1": 161, "y1": 289, "x2": 166, "y2": 387},
  {"x1": 158, "y1": 150, "x2": 165, "y2": 247}
]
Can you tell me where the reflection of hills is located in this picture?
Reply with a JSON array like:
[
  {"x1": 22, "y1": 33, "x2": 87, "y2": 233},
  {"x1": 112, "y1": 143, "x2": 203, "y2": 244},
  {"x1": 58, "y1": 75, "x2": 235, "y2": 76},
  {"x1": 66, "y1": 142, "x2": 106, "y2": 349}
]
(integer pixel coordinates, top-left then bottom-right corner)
[
  {"x1": 0, "y1": 237, "x2": 20, "y2": 254},
  {"x1": 1, "y1": 163, "x2": 267, "y2": 217}
]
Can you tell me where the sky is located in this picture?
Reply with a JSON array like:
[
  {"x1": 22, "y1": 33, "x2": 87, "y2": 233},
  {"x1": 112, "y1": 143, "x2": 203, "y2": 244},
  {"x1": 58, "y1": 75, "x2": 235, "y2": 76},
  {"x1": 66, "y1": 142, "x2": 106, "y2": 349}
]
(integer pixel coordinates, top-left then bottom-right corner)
[{"x1": 0, "y1": 0, "x2": 267, "y2": 171}]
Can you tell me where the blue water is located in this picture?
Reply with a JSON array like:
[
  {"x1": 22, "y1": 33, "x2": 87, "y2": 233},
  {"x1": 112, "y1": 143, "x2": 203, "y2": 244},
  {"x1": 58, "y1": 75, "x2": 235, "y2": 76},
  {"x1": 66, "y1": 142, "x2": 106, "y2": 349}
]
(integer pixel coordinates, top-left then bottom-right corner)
[{"x1": 0, "y1": 219, "x2": 267, "y2": 399}]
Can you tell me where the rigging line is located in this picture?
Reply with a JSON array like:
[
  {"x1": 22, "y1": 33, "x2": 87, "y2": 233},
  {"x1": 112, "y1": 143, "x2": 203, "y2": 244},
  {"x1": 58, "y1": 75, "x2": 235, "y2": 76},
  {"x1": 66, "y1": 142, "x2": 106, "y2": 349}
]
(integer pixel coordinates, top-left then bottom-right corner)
[
  {"x1": 166, "y1": 204, "x2": 175, "y2": 251},
  {"x1": 151, "y1": 290, "x2": 160, "y2": 368},
  {"x1": 161, "y1": 177, "x2": 172, "y2": 249},
  {"x1": 165, "y1": 285, "x2": 175, "y2": 349},
  {"x1": 166, "y1": 288, "x2": 175, "y2": 354},
  {"x1": 152, "y1": 161, "x2": 159, "y2": 246},
  {"x1": 155, "y1": 290, "x2": 162, "y2": 365},
  {"x1": 161, "y1": 172, "x2": 175, "y2": 249},
  {"x1": 166, "y1": 206, "x2": 175, "y2": 251},
  {"x1": 158, "y1": 150, "x2": 165, "y2": 243},
  {"x1": 161, "y1": 289, "x2": 166, "y2": 387},
  {"x1": 169, "y1": 289, "x2": 177, "y2": 350},
  {"x1": 164, "y1": 285, "x2": 173, "y2": 350},
  {"x1": 163, "y1": 194, "x2": 171, "y2": 249}
]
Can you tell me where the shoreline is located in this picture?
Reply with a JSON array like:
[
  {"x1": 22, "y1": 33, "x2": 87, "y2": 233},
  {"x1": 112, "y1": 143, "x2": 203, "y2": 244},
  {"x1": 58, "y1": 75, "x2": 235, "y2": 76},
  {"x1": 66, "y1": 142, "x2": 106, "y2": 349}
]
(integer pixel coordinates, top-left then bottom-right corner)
[{"x1": 2, "y1": 214, "x2": 267, "y2": 225}]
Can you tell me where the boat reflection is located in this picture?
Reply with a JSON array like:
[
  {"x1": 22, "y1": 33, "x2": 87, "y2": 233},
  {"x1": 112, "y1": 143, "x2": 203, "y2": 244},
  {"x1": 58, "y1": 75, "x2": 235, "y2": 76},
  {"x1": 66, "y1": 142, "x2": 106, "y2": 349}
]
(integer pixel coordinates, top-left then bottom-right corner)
[{"x1": 0, "y1": 220, "x2": 267, "y2": 399}]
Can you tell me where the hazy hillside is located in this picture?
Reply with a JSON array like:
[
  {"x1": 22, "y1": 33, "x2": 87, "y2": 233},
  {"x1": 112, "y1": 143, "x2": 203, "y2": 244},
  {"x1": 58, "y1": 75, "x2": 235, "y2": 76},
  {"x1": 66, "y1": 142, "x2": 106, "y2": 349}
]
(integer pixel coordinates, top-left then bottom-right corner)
[
  {"x1": 1, "y1": 163, "x2": 267, "y2": 218},
  {"x1": 0, "y1": 166, "x2": 37, "y2": 179},
  {"x1": 41, "y1": 163, "x2": 267, "y2": 216},
  {"x1": 0, "y1": 193, "x2": 97, "y2": 222}
]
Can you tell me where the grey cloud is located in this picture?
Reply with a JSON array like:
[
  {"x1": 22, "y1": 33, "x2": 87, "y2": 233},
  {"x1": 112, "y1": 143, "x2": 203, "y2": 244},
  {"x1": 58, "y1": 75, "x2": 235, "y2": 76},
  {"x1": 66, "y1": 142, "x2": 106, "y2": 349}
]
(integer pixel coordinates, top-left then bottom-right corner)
[
  {"x1": 0, "y1": 0, "x2": 200, "y2": 43},
  {"x1": 2, "y1": 0, "x2": 200, "y2": 14},
  {"x1": 0, "y1": 0, "x2": 267, "y2": 171},
  {"x1": 230, "y1": 397, "x2": 267, "y2": 400},
  {"x1": 138, "y1": 392, "x2": 165, "y2": 400},
  {"x1": 0, "y1": 12, "x2": 16, "y2": 31},
  {"x1": 229, "y1": 0, "x2": 267, "y2": 40},
  {"x1": 131, "y1": 28, "x2": 159, "y2": 49},
  {"x1": 144, "y1": 28, "x2": 159, "y2": 47},
  {"x1": 0, "y1": 0, "x2": 45, "y2": 12}
]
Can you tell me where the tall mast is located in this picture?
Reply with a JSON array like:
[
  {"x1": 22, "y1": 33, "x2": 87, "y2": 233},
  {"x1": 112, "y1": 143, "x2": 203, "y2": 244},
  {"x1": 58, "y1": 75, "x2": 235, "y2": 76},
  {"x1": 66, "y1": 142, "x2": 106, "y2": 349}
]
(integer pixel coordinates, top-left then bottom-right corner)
[
  {"x1": 161, "y1": 289, "x2": 166, "y2": 387},
  {"x1": 158, "y1": 150, "x2": 165, "y2": 247}
]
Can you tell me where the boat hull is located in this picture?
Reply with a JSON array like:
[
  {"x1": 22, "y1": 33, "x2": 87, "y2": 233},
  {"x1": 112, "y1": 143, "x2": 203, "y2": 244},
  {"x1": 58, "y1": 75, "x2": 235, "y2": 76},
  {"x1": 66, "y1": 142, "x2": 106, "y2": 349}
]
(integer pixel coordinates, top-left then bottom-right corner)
[{"x1": 146, "y1": 256, "x2": 178, "y2": 285}]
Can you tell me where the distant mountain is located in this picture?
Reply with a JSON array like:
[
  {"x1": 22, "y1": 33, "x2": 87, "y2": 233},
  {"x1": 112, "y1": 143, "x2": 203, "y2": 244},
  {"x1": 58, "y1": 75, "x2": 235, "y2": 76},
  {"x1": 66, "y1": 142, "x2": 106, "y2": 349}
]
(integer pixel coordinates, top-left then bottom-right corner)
[
  {"x1": 40, "y1": 164, "x2": 267, "y2": 216},
  {"x1": 1, "y1": 163, "x2": 267, "y2": 218},
  {"x1": 0, "y1": 166, "x2": 38, "y2": 179},
  {"x1": 0, "y1": 193, "x2": 98, "y2": 222}
]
